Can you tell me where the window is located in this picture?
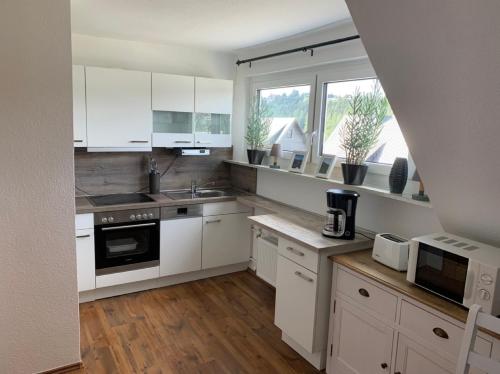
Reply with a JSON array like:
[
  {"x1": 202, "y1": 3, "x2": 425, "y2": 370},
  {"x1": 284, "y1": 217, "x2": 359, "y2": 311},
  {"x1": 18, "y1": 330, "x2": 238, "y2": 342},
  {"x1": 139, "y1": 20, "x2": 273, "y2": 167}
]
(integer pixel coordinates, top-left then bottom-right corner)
[
  {"x1": 320, "y1": 78, "x2": 408, "y2": 165},
  {"x1": 257, "y1": 84, "x2": 311, "y2": 152}
]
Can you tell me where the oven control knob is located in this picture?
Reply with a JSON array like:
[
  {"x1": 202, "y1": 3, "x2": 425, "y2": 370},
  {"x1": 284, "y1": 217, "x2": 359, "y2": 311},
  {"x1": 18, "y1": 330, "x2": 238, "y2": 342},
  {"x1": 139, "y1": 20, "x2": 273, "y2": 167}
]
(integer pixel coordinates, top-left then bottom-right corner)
[
  {"x1": 108, "y1": 217, "x2": 114, "y2": 223},
  {"x1": 135, "y1": 214, "x2": 142, "y2": 220},
  {"x1": 481, "y1": 274, "x2": 493, "y2": 285},
  {"x1": 479, "y1": 289, "x2": 491, "y2": 301},
  {"x1": 101, "y1": 217, "x2": 108, "y2": 223},
  {"x1": 130, "y1": 214, "x2": 136, "y2": 221},
  {"x1": 142, "y1": 213, "x2": 148, "y2": 219},
  {"x1": 148, "y1": 213, "x2": 154, "y2": 219}
]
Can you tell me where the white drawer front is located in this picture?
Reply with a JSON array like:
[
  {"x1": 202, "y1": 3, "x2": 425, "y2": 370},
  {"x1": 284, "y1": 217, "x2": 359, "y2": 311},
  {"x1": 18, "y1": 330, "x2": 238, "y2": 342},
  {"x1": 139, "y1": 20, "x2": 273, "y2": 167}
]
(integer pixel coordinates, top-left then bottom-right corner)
[
  {"x1": 336, "y1": 268, "x2": 398, "y2": 322},
  {"x1": 275, "y1": 255, "x2": 318, "y2": 352},
  {"x1": 203, "y1": 201, "x2": 251, "y2": 216},
  {"x1": 278, "y1": 237, "x2": 319, "y2": 273},
  {"x1": 75, "y1": 213, "x2": 94, "y2": 230},
  {"x1": 399, "y1": 301, "x2": 492, "y2": 361}
]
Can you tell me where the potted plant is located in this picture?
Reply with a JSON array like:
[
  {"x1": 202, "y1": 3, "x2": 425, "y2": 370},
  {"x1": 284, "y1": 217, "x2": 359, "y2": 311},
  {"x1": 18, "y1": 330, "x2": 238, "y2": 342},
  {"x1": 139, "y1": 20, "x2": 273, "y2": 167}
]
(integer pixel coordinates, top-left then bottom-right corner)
[
  {"x1": 340, "y1": 83, "x2": 388, "y2": 185},
  {"x1": 245, "y1": 101, "x2": 271, "y2": 165}
]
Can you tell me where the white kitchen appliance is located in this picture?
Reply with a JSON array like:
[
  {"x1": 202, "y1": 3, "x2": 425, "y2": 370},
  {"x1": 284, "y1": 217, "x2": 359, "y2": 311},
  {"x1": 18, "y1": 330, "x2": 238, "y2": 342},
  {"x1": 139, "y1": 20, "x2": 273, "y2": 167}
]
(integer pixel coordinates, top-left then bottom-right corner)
[
  {"x1": 407, "y1": 233, "x2": 500, "y2": 315},
  {"x1": 372, "y1": 233, "x2": 409, "y2": 271}
]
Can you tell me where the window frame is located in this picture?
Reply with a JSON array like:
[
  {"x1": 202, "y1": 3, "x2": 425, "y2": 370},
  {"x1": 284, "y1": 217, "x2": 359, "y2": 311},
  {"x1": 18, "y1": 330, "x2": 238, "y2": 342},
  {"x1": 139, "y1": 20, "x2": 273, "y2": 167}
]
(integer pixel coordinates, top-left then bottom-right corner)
[{"x1": 251, "y1": 72, "x2": 317, "y2": 159}]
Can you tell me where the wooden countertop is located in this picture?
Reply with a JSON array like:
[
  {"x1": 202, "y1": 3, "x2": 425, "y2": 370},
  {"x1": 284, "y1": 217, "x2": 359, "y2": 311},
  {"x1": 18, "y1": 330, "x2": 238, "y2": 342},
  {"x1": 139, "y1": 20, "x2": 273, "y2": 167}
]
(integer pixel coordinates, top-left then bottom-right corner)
[{"x1": 330, "y1": 250, "x2": 500, "y2": 339}]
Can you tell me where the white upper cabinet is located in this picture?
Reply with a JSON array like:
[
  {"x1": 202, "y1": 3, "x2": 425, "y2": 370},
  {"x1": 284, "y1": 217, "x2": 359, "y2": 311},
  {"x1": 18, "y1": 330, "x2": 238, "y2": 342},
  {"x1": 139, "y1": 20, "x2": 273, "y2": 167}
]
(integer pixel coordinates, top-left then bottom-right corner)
[
  {"x1": 86, "y1": 67, "x2": 152, "y2": 150},
  {"x1": 72, "y1": 65, "x2": 87, "y2": 147},
  {"x1": 195, "y1": 77, "x2": 233, "y2": 114},
  {"x1": 152, "y1": 73, "x2": 194, "y2": 112}
]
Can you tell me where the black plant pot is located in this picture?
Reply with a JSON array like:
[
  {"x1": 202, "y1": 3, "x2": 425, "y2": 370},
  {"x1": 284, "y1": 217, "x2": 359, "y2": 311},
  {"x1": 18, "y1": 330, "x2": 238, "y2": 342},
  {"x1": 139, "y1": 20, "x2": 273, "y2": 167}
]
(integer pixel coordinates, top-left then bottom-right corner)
[
  {"x1": 247, "y1": 149, "x2": 266, "y2": 165},
  {"x1": 389, "y1": 157, "x2": 408, "y2": 194},
  {"x1": 341, "y1": 163, "x2": 368, "y2": 185}
]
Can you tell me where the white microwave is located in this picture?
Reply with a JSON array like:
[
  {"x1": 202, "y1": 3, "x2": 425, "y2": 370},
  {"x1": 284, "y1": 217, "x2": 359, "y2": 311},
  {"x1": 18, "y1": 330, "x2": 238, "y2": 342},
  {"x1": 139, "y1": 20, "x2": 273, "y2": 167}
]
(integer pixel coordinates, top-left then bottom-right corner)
[{"x1": 407, "y1": 233, "x2": 500, "y2": 315}]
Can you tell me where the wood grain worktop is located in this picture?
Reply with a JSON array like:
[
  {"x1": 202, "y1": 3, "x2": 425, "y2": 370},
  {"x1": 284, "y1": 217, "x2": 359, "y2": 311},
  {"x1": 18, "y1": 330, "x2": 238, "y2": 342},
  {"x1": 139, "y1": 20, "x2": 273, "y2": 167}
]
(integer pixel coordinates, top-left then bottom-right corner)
[{"x1": 330, "y1": 250, "x2": 500, "y2": 340}]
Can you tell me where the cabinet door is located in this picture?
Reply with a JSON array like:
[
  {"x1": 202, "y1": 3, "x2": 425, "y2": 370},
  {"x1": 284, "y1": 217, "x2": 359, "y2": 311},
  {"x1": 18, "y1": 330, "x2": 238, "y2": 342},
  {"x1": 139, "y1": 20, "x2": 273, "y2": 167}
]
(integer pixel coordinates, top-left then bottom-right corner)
[
  {"x1": 394, "y1": 334, "x2": 454, "y2": 374},
  {"x1": 331, "y1": 298, "x2": 394, "y2": 374},
  {"x1": 152, "y1": 73, "x2": 194, "y2": 112},
  {"x1": 194, "y1": 113, "x2": 231, "y2": 147},
  {"x1": 160, "y1": 217, "x2": 202, "y2": 276},
  {"x1": 72, "y1": 65, "x2": 87, "y2": 147},
  {"x1": 152, "y1": 111, "x2": 194, "y2": 147},
  {"x1": 86, "y1": 67, "x2": 152, "y2": 149},
  {"x1": 195, "y1": 77, "x2": 233, "y2": 114},
  {"x1": 202, "y1": 213, "x2": 251, "y2": 269},
  {"x1": 275, "y1": 255, "x2": 318, "y2": 352},
  {"x1": 76, "y1": 229, "x2": 95, "y2": 292}
]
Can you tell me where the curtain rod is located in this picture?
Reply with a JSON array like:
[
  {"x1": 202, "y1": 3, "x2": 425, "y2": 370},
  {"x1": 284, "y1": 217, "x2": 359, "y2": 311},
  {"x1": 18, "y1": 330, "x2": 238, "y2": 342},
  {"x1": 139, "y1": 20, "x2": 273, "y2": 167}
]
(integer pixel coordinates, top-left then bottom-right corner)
[{"x1": 235, "y1": 34, "x2": 360, "y2": 67}]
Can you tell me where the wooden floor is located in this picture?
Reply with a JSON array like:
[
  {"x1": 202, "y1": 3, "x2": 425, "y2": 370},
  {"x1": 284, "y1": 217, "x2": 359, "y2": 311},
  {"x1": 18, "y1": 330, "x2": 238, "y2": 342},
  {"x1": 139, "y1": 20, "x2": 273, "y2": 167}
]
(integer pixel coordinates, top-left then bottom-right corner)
[{"x1": 75, "y1": 271, "x2": 319, "y2": 374}]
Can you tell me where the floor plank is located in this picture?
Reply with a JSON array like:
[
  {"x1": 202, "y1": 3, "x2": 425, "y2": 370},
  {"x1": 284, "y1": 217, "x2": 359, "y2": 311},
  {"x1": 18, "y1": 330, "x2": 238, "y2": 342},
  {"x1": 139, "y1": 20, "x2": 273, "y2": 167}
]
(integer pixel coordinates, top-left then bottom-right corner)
[{"x1": 74, "y1": 271, "x2": 320, "y2": 374}]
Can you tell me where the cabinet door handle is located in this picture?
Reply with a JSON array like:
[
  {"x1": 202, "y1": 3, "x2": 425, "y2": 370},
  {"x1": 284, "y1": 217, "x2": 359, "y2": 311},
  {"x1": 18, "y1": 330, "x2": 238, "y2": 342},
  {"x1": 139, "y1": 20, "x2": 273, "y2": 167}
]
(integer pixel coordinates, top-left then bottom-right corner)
[
  {"x1": 174, "y1": 140, "x2": 192, "y2": 144},
  {"x1": 286, "y1": 246, "x2": 305, "y2": 257},
  {"x1": 381, "y1": 363, "x2": 388, "y2": 369},
  {"x1": 205, "y1": 219, "x2": 221, "y2": 224},
  {"x1": 358, "y1": 288, "x2": 370, "y2": 297},
  {"x1": 432, "y1": 327, "x2": 449, "y2": 339},
  {"x1": 76, "y1": 234, "x2": 90, "y2": 239},
  {"x1": 294, "y1": 271, "x2": 314, "y2": 283},
  {"x1": 129, "y1": 140, "x2": 149, "y2": 143},
  {"x1": 74, "y1": 139, "x2": 84, "y2": 143}
]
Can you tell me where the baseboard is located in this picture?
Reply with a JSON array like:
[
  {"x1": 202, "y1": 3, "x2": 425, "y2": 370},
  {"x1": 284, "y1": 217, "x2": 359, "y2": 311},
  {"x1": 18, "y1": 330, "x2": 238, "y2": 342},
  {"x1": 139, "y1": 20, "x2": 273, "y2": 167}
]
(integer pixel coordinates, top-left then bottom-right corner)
[
  {"x1": 39, "y1": 361, "x2": 82, "y2": 374},
  {"x1": 80, "y1": 262, "x2": 249, "y2": 301}
]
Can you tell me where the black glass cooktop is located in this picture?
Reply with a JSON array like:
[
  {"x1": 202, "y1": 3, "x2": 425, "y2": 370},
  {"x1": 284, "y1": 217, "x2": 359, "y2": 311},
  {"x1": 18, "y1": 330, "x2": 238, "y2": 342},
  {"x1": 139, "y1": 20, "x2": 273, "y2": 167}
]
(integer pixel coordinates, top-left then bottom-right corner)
[{"x1": 88, "y1": 193, "x2": 154, "y2": 207}]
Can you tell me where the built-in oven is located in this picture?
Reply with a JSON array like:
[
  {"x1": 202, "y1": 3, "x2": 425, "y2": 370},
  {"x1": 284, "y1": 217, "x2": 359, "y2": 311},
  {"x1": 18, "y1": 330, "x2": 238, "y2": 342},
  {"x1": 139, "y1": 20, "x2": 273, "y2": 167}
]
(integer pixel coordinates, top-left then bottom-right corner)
[{"x1": 94, "y1": 208, "x2": 160, "y2": 275}]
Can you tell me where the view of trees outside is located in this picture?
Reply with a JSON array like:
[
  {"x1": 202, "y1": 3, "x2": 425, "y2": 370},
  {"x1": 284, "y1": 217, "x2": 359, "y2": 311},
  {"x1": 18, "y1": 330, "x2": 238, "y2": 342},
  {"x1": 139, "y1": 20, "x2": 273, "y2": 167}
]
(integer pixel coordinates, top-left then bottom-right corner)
[{"x1": 258, "y1": 85, "x2": 310, "y2": 131}]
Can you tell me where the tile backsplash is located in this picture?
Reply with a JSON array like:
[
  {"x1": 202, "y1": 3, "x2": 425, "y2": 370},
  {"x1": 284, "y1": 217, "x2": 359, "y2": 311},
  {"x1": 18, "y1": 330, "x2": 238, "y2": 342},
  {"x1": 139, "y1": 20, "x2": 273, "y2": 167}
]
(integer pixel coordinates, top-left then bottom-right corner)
[{"x1": 74, "y1": 148, "x2": 232, "y2": 196}]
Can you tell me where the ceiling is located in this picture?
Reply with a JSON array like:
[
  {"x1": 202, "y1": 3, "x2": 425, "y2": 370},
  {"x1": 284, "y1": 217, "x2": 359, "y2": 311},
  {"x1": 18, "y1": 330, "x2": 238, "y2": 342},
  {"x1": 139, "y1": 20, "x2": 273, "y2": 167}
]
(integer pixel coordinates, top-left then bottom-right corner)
[{"x1": 70, "y1": 0, "x2": 351, "y2": 52}]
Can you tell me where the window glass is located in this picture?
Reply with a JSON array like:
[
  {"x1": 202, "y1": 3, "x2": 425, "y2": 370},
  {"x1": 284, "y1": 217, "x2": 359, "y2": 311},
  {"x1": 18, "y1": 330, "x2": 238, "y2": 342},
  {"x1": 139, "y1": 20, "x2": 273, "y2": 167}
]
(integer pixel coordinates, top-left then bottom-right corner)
[
  {"x1": 257, "y1": 85, "x2": 311, "y2": 152},
  {"x1": 321, "y1": 79, "x2": 408, "y2": 164}
]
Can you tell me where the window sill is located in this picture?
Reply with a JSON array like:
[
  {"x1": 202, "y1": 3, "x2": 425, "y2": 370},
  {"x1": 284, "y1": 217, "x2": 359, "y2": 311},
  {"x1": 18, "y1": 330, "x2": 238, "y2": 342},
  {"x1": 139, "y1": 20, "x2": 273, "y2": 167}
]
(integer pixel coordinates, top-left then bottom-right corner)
[{"x1": 225, "y1": 160, "x2": 432, "y2": 209}]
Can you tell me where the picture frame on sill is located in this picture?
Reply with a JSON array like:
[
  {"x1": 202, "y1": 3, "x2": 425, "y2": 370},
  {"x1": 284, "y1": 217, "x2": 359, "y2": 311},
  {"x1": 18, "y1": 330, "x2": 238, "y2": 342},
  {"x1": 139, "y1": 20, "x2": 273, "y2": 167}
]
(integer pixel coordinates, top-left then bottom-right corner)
[
  {"x1": 315, "y1": 155, "x2": 337, "y2": 179},
  {"x1": 288, "y1": 151, "x2": 309, "y2": 174}
]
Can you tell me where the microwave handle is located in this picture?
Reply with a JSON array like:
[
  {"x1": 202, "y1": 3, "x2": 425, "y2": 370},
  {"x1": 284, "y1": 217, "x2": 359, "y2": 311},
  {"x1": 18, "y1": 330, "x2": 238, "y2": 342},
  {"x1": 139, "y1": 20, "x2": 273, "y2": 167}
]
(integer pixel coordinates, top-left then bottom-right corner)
[
  {"x1": 406, "y1": 240, "x2": 419, "y2": 283},
  {"x1": 463, "y1": 265, "x2": 476, "y2": 303}
]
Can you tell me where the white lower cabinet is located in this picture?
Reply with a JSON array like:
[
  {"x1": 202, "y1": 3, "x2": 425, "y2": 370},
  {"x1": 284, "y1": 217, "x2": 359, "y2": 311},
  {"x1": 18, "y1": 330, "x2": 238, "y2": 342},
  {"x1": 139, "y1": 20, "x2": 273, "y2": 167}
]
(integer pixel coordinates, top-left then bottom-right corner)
[
  {"x1": 202, "y1": 212, "x2": 251, "y2": 269},
  {"x1": 160, "y1": 217, "x2": 202, "y2": 276},
  {"x1": 275, "y1": 255, "x2": 318, "y2": 351},
  {"x1": 76, "y1": 228, "x2": 95, "y2": 292},
  {"x1": 330, "y1": 298, "x2": 394, "y2": 374}
]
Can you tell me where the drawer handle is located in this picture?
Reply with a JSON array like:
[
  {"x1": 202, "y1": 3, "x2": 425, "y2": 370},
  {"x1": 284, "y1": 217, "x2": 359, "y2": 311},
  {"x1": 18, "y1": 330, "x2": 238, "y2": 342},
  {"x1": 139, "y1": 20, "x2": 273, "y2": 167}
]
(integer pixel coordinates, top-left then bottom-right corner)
[
  {"x1": 74, "y1": 139, "x2": 84, "y2": 143},
  {"x1": 358, "y1": 288, "x2": 370, "y2": 298},
  {"x1": 129, "y1": 140, "x2": 149, "y2": 143},
  {"x1": 174, "y1": 140, "x2": 192, "y2": 144},
  {"x1": 286, "y1": 246, "x2": 305, "y2": 257},
  {"x1": 205, "y1": 219, "x2": 221, "y2": 224},
  {"x1": 294, "y1": 271, "x2": 314, "y2": 283},
  {"x1": 381, "y1": 363, "x2": 388, "y2": 369},
  {"x1": 432, "y1": 327, "x2": 449, "y2": 339},
  {"x1": 76, "y1": 234, "x2": 91, "y2": 239}
]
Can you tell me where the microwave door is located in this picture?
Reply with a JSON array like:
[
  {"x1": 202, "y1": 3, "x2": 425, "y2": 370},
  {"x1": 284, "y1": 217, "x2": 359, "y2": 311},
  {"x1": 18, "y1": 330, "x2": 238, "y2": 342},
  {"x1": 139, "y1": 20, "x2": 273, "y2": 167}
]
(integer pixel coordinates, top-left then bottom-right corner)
[{"x1": 414, "y1": 243, "x2": 469, "y2": 304}]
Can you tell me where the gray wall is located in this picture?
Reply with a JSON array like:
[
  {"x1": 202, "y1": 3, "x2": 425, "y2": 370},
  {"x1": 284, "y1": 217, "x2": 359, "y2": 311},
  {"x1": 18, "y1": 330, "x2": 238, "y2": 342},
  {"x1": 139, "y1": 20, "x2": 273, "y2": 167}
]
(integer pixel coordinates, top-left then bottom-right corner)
[
  {"x1": 347, "y1": 0, "x2": 500, "y2": 246},
  {"x1": 0, "y1": 1, "x2": 81, "y2": 372}
]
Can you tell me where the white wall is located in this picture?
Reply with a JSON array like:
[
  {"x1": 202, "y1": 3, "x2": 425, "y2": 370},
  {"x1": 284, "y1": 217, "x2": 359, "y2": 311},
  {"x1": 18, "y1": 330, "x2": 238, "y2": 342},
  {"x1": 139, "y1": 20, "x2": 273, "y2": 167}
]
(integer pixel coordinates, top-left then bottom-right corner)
[
  {"x1": 72, "y1": 33, "x2": 237, "y2": 79},
  {"x1": 233, "y1": 20, "x2": 443, "y2": 238},
  {"x1": 346, "y1": 0, "x2": 500, "y2": 246},
  {"x1": 0, "y1": 1, "x2": 81, "y2": 373}
]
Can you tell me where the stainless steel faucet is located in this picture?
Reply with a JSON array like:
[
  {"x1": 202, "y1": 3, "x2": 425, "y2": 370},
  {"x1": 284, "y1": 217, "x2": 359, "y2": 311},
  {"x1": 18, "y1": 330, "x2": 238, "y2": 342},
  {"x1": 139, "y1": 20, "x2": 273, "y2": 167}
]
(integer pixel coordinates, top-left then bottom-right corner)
[{"x1": 191, "y1": 180, "x2": 197, "y2": 194}]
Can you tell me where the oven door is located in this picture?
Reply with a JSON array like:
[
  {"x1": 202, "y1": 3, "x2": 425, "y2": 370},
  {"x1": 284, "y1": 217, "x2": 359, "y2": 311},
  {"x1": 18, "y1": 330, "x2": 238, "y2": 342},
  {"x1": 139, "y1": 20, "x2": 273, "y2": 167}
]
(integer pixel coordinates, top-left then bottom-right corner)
[
  {"x1": 413, "y1": 242, "x2": 469, "y2": 304},
  {"x1": 95, "y1": 220, "x2": 160, "y2": 274}
]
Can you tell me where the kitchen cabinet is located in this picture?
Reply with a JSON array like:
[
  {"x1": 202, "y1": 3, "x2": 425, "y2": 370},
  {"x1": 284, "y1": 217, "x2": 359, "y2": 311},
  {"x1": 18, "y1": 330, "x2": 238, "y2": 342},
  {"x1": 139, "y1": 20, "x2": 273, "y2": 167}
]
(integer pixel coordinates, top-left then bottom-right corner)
[
  {"x1": 86, "y1": 67, "x2": 152, "y2": 150},
  {"x1": 76, "y1": 228, "x2": 95, "y2": 292},
  {"x1": 256, "y1": 233, "x2": 278, "y2": 287},
  {"x1": 160, "y1": 217, "x2": 202, "y2": 276},
  {"x1": 275, "y1": 254, "x2": 318, "y2": 352},
  {"x1": 201, "y1": 212, "x2": 251, "y2": 269},
  {"x1": 329, "y1": 298, "x2": 394, "y2": 374},
  {"x1": 72, "y1": 65, "x2": 87, "y2": 147},
  {"x1": 194, "y1": 77, "x2": 233, "y2": 148}
]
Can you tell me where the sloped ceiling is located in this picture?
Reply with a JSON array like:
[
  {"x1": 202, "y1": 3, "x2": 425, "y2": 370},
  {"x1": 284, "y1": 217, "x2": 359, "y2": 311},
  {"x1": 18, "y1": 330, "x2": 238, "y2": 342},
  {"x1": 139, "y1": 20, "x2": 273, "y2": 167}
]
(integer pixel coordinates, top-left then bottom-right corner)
[{"x1": 346, "y1": 1, "x2": 500, "y2": 246}]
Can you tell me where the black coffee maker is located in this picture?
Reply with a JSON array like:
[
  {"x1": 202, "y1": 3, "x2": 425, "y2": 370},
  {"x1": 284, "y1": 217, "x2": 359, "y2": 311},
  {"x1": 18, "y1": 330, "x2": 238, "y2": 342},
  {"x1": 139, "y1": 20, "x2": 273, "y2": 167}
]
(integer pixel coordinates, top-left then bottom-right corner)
[{"x1": 322, "y1": 189, "x2": 360, "y2": 240}]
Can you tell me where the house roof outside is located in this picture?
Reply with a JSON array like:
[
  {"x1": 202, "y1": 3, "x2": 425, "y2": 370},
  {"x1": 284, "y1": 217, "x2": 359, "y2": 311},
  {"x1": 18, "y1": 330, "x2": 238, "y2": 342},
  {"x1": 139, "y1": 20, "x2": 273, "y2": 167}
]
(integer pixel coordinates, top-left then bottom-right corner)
[{"x1": 266, "y1": 117, "x2": 307, "y2": 151}]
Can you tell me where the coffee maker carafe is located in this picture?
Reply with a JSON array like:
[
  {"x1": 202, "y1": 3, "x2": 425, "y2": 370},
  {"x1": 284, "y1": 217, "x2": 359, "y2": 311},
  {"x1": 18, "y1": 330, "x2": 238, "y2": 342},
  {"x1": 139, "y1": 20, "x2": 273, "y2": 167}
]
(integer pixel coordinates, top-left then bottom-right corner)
[{"x1": 322, "y1": 189, "x2": 359, "y2": 240}]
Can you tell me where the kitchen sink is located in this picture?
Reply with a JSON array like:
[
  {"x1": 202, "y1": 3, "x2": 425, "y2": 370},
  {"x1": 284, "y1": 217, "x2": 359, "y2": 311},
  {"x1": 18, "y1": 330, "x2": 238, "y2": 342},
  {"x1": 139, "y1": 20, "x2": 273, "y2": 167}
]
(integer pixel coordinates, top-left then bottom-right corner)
[{"x1": 163, "y1": 189, "x2": 235, "y2": 200}]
